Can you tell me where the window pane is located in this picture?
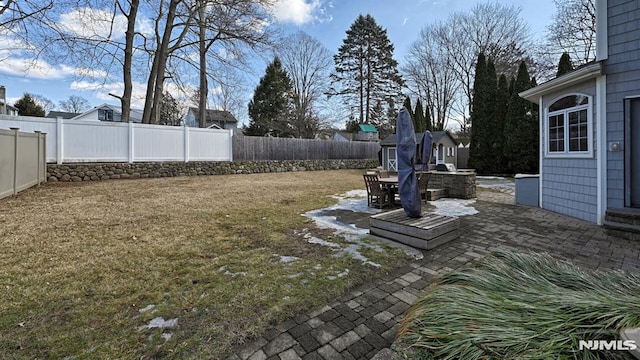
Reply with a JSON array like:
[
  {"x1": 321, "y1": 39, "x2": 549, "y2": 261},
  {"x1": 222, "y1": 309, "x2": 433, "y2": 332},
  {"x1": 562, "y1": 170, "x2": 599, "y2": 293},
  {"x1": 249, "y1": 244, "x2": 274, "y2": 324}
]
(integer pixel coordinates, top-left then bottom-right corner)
[
  {"x1": 569, "y1": 111, "x2": 578, "y2": 125},
  {"x1": 549, "y1": 95, "x2": 589, "y2": 112},
  {"x1": 569, "y1": 139, "x2": 578, "y2": 151}
]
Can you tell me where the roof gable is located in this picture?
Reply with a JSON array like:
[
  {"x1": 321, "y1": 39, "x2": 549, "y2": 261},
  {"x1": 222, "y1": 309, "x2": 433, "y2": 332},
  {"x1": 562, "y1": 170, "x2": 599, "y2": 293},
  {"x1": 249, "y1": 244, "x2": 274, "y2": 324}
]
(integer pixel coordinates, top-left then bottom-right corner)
[{"x1": 188, "y1": 107, "x2": 237, "y2": 123}]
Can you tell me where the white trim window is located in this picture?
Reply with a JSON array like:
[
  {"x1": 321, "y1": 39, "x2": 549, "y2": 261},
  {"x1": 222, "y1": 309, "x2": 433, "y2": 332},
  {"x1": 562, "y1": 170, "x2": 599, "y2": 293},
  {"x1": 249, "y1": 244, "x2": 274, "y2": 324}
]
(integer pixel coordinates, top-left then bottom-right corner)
[{"x1": 546, "y1": 94, "x2": 592, "y2": 157}]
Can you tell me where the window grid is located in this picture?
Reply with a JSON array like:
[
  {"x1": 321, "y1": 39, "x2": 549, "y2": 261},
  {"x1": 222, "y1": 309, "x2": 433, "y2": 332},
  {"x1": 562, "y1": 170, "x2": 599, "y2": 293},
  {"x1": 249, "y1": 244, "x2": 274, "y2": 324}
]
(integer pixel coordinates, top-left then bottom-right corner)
[{"x1": 547, "y1": 95, "x2": 590, "y2": 156}]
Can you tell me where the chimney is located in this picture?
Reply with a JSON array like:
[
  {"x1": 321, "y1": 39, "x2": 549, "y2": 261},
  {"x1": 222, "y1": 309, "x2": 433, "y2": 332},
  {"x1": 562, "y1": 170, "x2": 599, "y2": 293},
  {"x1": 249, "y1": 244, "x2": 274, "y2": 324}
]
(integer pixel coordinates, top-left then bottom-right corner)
[{"x1": 0, "y1": 86, "x2": 5, "y2": 115}]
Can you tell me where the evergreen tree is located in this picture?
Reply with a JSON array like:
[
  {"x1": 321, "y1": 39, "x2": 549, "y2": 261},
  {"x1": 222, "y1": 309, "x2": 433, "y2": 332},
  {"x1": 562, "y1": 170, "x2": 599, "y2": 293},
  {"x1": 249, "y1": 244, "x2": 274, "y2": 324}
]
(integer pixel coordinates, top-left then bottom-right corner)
[
  {"x1": 556, "y1": 52, "x2": 574, "y2": 77},
  {"x1": 484, "y1": 59, "x2": 498, "y2": 173},
  {"x1": 159, "y1": 91, "x2": 181, "y2": 126},
  {"x1": 424, "y1": 103, "x2": 433, "y2": 132},
  {"x1": 246, "y1": 57, "x2": 294, "y2": 137},
  {"x1": 504, "y1": 61, "x2": 537, "y2": 174},
  {"x1": 414, "y1": 99, "x2": 426, "y2": 133},
  {"x1": 494, "y1": 74, "x2": 509, "y2": 174},
  {"x1": 14, "y1": 93, "x2": 45, "y2": 117},
  {"x1": 403, "y1": 96, "x2": 413, "y2": 119},
  {"x1": 331, "y1": 14, "x2": 404, "y2": 127},
  {"x1": 468, "y1": 53, "x2": 488, "y2": 173}
]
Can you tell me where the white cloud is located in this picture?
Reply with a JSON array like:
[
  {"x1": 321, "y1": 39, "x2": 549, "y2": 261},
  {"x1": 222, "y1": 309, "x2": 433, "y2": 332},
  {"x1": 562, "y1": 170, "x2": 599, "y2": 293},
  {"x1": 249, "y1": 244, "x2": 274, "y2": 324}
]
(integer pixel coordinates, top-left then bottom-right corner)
[
  {"x1": 71, "y1": 80, "x2": 190, "y2": 109},
  {"x1": 58, "y1": 8, "x2": 128, "y2": 40},
  {"x1": 270, "y1": 0, "x2": 326, "y2": 25}
]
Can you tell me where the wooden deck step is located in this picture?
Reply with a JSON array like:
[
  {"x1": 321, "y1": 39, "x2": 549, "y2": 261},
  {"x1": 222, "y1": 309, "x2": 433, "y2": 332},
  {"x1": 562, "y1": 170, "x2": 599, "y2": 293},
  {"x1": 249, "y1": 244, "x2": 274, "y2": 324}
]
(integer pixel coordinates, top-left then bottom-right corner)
[
  {"x1": 427, "y1": 188, "x2": 447, "y2": 201},
  {"x1": 369, "y1": 209, "x2": 460, "y2": 250}
]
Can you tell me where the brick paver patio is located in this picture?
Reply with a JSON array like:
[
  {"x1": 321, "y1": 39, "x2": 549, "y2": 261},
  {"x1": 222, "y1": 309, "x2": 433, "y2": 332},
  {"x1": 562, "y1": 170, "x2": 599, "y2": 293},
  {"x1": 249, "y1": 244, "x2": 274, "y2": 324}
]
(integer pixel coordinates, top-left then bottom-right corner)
[{"x1": 228, "y1": 198, "x2": 640, "y2": 360}]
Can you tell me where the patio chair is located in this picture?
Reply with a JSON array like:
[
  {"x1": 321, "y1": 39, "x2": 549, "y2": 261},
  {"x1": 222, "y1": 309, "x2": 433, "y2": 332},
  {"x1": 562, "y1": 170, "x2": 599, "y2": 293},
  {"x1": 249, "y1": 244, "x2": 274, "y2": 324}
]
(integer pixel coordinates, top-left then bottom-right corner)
[
  {"x1": 363, "y1": 174, "x2": 391, "y2": 208},
  {"x1": 417, "y1": 172, "x2": 431, "y2": 202}
]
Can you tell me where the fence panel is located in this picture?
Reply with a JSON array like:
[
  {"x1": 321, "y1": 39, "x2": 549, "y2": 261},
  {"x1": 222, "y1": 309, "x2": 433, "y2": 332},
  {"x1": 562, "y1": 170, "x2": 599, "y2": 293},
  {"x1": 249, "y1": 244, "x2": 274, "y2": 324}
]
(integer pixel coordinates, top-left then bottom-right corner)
[
  {"x1": 0, "y1": 115, "x2": 232, "y2": 163},
  {"x1": 188, "y1": 128, "x2": 232, "y2": 161},
  {"x1": 233, "y1": 135, "x2": 379, "y2": 161},
  {"x1": 133, "y1": 124, "x2": 185, "y2": 161},
  {"x1": 0, "y1": 129, "x2": 46, "y2": 200},
  {"x1": 64, "y1": 120, "x2": 129, "y2": 162},
  {"x1": 0, "y1": 130, "x2": 16, "y2": 198}
]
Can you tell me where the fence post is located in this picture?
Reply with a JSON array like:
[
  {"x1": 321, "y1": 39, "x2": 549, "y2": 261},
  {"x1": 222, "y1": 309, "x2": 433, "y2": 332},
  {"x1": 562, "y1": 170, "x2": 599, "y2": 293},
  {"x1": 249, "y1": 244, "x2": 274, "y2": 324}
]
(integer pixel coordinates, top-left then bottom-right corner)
[
  {"x1": 228, "y1": 130, "x2": 233, "y2": 162},
  {"x1": 35, "y1": 131, "x2": 41, "y2": 186},
  {"x1": 41, "y1": 132, "x2": 47, "y2": 183},
  {"x1": 184, "y1": 125, "x2": 189, "y2": 162},
  {"x1": 56, "y1": 117, "x2": 63, "y2": 164},
  {"x1": 128, "y1": 122, "x2": 134, "y2": 163},
  {"x1": 10, "y1": 127, "x2": 19, "y2": 195}
]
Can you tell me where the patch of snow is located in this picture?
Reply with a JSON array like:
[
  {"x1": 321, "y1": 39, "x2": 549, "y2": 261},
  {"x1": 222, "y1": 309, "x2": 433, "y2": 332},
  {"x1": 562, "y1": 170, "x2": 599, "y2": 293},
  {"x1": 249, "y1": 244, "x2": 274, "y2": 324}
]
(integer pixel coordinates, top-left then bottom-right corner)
[
  {"x1": 327, "y1": 269, "x2": 350, "y2": 280},
  {"x1": 476, "y1": 176, "x2": 515, "y2": 194},
  {"x1": 431, "y1": 199, "x2": 478, "y2": 217},
  {"x1": 162, "y1": 333, "x2": 173, "y2": 341},
  {"x1": 304, "y1": 234, "x2": 341, "y2": 249},
  {"x1": 139, "y1": 304, "x2": 155, "y2": 313},
  {"x1": 218, "y1": 265, "x2": 247, "y2": 277},
  {"x1": 274, "y1": 254, "x2": 300, "y2": 263},
  {"x1": 138, "y1": 317, "x2": 178, "y2": 331}
]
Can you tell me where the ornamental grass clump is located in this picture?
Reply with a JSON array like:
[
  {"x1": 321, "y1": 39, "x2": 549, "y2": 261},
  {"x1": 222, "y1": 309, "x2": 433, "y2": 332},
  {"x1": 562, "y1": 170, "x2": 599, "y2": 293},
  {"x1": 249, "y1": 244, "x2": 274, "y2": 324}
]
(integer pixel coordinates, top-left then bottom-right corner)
[{"x1": 397, "y1": 252, "x2": 640, "y2": 359}]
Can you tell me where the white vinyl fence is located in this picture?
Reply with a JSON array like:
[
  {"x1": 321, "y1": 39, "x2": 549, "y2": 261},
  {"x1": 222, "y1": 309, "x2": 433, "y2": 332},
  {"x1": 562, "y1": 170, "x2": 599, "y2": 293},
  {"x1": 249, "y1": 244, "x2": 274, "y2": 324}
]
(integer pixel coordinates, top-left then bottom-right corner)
[
  {"x1": 0, "y1": 115, "x2": 232, "y2": 163},
  {"x1": 0, "y1": 128, "x2": 46, "y2": 199}
]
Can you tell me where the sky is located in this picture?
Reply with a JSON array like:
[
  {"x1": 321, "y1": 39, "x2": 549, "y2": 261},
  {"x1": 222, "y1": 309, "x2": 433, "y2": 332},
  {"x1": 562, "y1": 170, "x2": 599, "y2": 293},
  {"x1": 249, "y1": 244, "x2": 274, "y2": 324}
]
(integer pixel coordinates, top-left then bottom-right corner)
[{"x1": 0, "y1": 0, "x2": 557, "y2": 126}]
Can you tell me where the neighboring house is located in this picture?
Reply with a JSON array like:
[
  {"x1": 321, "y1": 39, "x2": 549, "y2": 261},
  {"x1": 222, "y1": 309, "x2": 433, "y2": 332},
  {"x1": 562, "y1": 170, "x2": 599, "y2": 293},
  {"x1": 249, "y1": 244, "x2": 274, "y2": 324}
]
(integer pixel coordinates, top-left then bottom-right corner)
[
  {"x1": 519, "y1": 0, "x2": 639, "y2": 226},
  {"x1": 332, "y1": 131, "x2": 353, "y2": 141},
  {"x1": 356, "y1": 124, "x2": 379, "y2": 141},
  {"x1": 46, "y1": 111, "x2": 80, "y2": 119},
  {"x1": 1, "y1": 102, "x2": 19, "y2": 116},
  {"x1": 380, "y1": 130, "x2": 457, "y2": 172},
  {"x1": 184, "y1": 107, "x2": 238, "y2": 134},
  {"x1": 71, "y1": 103, "x2": 143, "y2": 123}
]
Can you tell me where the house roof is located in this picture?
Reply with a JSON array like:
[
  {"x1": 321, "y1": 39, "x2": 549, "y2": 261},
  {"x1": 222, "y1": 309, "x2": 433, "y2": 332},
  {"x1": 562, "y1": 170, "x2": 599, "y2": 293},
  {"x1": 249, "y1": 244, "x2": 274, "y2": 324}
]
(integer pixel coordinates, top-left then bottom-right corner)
[
  {"x1": 188, "y1": 107, "x2": 237, "y2": 123},
  {"x1": 71, "y1": 103, "x2": 144, "y2": 122},
  {"x1": 380, "y1": 131, "x2": 457, "y2": 146},
  {"x1": 519, "y1": 61, "x2": 603, "y2": 104},
  {"x1": 46, "y1": 111, "x2": 80, "y2": 119},
  {"x1": 333, "y1": 131, "x2": 353, "y2": 140},
  {"x1": 359, "y1": 124, "x2": 377, "y2": 132}
]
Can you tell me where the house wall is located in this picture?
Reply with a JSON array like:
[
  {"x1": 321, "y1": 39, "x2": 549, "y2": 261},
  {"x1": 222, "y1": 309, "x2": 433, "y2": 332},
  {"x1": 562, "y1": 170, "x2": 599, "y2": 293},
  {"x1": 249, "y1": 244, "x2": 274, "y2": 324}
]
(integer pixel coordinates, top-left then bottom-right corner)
[
  {"x1": 605, "y1": 0, "x2": 640, "y2": 209},
  {"x1": 540, "y1": 81, "x2": 599, "y2": 223}
]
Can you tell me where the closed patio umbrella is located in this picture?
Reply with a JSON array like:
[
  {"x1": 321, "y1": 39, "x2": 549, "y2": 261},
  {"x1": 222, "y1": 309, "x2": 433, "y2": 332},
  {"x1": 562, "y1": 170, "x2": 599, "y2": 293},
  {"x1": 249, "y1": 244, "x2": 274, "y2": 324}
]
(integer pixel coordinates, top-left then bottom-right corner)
[
  {"x1": 420, "y1": 130, "x2": 432, "y2": 171},
  {"x1": 396, "y1": 108, "x2": 422, "y2": 218}
]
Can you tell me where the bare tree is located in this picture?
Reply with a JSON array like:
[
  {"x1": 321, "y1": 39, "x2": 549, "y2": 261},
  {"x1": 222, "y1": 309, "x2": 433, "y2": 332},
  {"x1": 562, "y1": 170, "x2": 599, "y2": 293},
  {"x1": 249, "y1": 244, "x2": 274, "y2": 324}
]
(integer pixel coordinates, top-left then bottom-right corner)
[
  {"x1": 278, "y1": 31, "x2": 333, "y2": 138},
  {"x1": 404, "y1": 23, "x2": 460, "y2": 131},
  {"x1": 31, "y1": 93, "x2": 55, "y2": 114},
  {"x1": 403, "y1": 2, "x2": 532, "y2": 131},
  {"x1": 545, "y1": 0, "x2": 596, "y2": 66},
  {"x1": 59, "y1": 95, "x2": 91, "y2": 113},
  {"x1": 0, "y1": 0, "x2": 54, "y2": 38}
]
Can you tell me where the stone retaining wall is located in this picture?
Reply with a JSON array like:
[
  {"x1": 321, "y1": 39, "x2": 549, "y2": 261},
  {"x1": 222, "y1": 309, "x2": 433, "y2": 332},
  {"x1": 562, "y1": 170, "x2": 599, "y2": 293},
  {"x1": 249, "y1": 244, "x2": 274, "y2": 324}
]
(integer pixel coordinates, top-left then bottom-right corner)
[
  {"x1": 428, "y1": 171, "x2": 476, "y2": 199},
  {"x1": 46, "y1": 159, "x2": 379, "y2": 182}
]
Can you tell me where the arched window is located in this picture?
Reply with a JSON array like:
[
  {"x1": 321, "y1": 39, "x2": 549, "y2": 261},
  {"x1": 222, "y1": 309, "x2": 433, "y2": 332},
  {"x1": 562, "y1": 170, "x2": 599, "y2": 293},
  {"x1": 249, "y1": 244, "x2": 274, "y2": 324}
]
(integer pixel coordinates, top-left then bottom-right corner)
[{"x1": 546, "y1": 94, "x2": 591, "y2": 156}]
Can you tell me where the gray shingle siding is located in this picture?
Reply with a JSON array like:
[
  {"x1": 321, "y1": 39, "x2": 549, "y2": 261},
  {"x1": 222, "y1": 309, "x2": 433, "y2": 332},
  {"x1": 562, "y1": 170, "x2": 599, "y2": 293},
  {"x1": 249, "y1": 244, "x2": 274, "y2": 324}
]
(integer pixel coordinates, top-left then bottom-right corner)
[
  {"x1": 605, "y1": 0, "x2": 640, "y2": 208},
  {"x1": 540, "y1": 81, "x2": 598, "y2": 223}
]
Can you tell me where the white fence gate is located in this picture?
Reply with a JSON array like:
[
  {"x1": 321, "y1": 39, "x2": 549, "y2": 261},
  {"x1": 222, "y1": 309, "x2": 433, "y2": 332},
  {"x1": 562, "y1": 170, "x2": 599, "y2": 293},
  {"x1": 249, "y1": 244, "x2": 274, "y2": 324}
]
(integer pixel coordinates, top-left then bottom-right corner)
[{"x1": 0, "y1": 115, "x2": 232, "y2": 163}]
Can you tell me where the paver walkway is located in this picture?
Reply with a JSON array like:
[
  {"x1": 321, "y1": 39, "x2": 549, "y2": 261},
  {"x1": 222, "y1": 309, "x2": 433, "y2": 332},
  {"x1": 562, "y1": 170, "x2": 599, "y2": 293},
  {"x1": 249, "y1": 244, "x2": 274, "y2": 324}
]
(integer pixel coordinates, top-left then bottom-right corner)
[{"x1": 228, "y1": 197, "x2": 640, "y2": 360}]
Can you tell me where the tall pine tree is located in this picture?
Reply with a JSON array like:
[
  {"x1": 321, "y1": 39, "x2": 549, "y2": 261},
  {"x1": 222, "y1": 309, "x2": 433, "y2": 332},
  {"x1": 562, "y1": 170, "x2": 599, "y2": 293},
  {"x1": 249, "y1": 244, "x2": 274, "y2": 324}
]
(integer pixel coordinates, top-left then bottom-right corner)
[
  {"x1": 246, "y1": 57, "x2": 294, "y2": 137},
  {"x1": 493, "y1": 74, "x2": 509, "y2": 174},
  {"x1": 556, "y1": 52, "x2": 574, "y2": 77},
  {"x1": 504, "y1": 61, "x2": 537, "y2": 174},
  {"x1": 414, "y1": 99, "x2": 426, "y2": 133},
  {"x1": 14, "y1": 93, "x2": 45, "y2": 117},
  {"x1": 468, "y1": 53, "x2": 489, "y2": 173},
  {"x1": 331, "y1": 14, "x2": 404, "y2": 127}
]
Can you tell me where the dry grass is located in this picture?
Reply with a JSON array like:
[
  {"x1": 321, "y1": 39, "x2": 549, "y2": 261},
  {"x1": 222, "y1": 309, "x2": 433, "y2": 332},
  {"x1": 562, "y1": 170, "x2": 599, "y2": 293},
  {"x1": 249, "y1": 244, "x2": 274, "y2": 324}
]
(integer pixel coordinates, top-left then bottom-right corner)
[{"x1": 0, "y1": 170, "x2": 411, "y2": 359}]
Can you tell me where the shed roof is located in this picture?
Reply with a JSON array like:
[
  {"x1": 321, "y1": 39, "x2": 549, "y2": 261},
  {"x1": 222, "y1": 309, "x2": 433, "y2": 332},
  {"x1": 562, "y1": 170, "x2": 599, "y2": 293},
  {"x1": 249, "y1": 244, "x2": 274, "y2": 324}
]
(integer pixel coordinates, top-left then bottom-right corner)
[{"x1": 359, "y1": 124, "x2": 377, "y2": 132}]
